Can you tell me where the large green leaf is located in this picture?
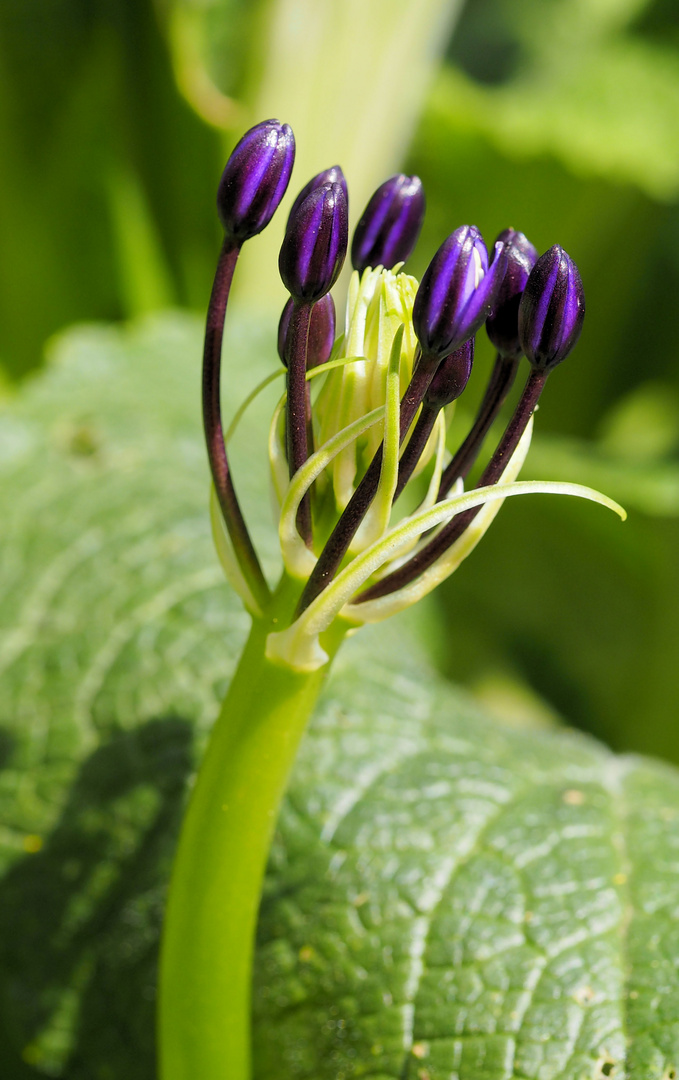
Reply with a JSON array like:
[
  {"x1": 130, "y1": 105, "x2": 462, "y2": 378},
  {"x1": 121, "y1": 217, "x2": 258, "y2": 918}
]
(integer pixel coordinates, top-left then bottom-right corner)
[{"x1": 1, "y1": 313, "x2": 678, "y2": 1079}]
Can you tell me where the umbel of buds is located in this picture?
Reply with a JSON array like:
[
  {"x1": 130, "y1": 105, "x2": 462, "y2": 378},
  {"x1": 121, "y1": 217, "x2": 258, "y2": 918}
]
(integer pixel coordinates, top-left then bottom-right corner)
[
  {"x1": 351, "y1": 174, "x2": 425, "y2": 273},
  {"x1": 200, "y1": 117, "x2": 624, "y2": 671}
]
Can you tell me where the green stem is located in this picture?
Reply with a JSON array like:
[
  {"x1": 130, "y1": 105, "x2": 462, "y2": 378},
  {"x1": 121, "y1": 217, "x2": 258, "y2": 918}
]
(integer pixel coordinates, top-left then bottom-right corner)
[{"x1": 158, "y1": 579, "x2": 342, "y2": 1080}]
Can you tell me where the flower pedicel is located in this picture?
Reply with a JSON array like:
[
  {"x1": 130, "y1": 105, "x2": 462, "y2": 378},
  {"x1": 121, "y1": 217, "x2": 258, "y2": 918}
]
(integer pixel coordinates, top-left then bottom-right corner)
[{"x1": 206, "y1": 118, "x2": 624, "y2": 671}]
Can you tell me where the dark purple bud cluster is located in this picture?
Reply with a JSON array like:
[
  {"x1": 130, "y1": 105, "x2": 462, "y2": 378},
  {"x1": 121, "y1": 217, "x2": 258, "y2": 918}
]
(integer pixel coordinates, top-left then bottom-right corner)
[
  {"x1": 202, "y1": 116, "x2": 590, "y2": 618},
  {"x1": 351, "y1": 174, "x2": 425, "y2": 273}
]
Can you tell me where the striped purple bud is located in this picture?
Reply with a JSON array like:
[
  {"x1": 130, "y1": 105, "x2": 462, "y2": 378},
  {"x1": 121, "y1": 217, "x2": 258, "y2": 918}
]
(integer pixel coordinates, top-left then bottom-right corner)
[
  {"x1": 287, "y1": 166, "x2": 348, "y2": 231},
  {"x1": 413, "y1": 225, "x2": 508, "y2": 360},
  {"x1": 519, "y1": 245, "x2": 585, "y2": 371},
  {"x1": 279, "y1": 182, "x2": 348, "y2": 303},
  {"x1": 423, "y1": 338, "x2": 475, "y2": 409},
  {"x1": 486, "y1": 228, "x2": 538, "y2": 358},
  {"x1": 277, "y1": 293, "x2": 336, "y2": 369},
  {"x1": 217, "y1": 119, "x2": 295, "y2": 243},
  {"x1": 351, "y1": 174, "x2": 425, "y2": 272}
]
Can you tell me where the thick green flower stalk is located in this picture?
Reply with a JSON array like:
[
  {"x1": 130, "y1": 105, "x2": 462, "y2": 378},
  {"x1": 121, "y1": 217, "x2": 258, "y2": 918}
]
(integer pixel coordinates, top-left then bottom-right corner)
[{"x1": 158, "y1": 120, "x2": 625, "y2": 1080}]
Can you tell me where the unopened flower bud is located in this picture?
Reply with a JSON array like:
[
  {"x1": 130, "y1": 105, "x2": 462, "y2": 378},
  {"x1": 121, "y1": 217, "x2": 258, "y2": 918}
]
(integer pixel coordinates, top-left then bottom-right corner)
[
  {"x1": 351, "y1": 174, "x2": 425, "y2": 272},
  {"x1": 279, "y1": 182, "x2": 348, "y2": 303},
  {"x1": 486, "y1": 228, "x2": 538, "y2": 358},
  {"x1": 287, "y1": 166, "x2": 348, "y2": 231},
  {"x1": 518, "y1": 245, "x2": 585, "y2": 371},
  {"x1": 423, "y1": 339, "x2": 474, "y2": 409},
  {"x1": 277, "y1": 293, "x2": 336, "y2": 369},
  {"x1": 217, "y1": 119, "x2": 295, "y2": 243},
  {"x1": 413, "y1": 225, "x2": 507, "y2": 360}
]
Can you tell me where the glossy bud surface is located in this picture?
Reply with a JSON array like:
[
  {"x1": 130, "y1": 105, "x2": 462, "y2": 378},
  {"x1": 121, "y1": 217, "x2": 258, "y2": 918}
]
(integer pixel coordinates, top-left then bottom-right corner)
[
  {"x1": 424, "y1": 339, "x2": 475, "y2": 409},
  {"x1": 413, "y1": 225, "x2": 507, "y2": 360},
  {"x1": 486, "y1": 228, "x2": 538, "y2": 358},
  {"x1": 277, "y1": 293, "x2": 336, "y2": 369},
  {"x1": 351, "y1": 174, "x2": 425, "y2": 272},
  {"x1": 217, "y1": 119, "x2": 295, "y2": 243},
  {"x1": 287, "y1": 166, "x2": 347, "y2": 231},
  {"x1": 279, "y1": 182, "x2": 348, "y2": 303},
  {"x1": 519, "y1": 245, "x2": 585, "y2": 370}
]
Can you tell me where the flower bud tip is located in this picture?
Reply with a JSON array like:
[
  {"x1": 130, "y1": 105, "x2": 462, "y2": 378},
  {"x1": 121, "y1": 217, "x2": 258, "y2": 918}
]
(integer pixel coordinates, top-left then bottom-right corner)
[
  {"x1": 351, "y1": 174, "x2": 425, "y2": 273},
  {"x1": 279, "y1": 181, "x2": 349, "y2": 303},
  {"x1": 486, "y1": 228, "x2": 538, "y2": 359},
  {"x1": 287, "y1": 166, "x2": 348, "y2": 231},
  {"x1": 217, "y1": 119, "x2": 295, "y2": 243},
  {"x1": 278, "y1": 293, "x2": 336, "y2": 368},
  {"x1": 518, "y1": 245, "x2": 585, "y2": 371}
]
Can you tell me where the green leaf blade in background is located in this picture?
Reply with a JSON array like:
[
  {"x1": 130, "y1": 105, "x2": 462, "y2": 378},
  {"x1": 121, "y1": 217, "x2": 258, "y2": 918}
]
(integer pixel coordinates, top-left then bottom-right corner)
[{"x1": 1, "y1": 314, "x2": 679, "y2": 1079}]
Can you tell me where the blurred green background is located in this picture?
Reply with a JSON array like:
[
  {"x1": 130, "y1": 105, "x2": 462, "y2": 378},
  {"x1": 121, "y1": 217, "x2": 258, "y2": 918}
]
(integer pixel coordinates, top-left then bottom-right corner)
[{"x1": 1, "y1": 0, "x2": 678, "y2": 760}]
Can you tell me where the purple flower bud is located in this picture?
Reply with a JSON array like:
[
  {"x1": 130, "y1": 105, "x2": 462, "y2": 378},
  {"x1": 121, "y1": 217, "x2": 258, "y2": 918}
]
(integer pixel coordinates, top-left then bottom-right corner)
[
  {"x1": 277, "y1": 293, "x2": 336, "y2": 369},
  {"x1": 351, "y1": 174, "x2": 425, "y2": 272},
  {"x1": 424, "y1": 338, "x2": 474, "y2": 409},
  {"x1": 287, "y1": 166, "x2": 348, "y2": 231},
  {"x1": 279, "y1": 182, "x2": 348, "y2": 303},
  {"x1": 217, "y1": 119, "x2": 295, "y2": 243},
  {"x1": 518, "y1": 245, "x2": 585, "y2": 371},
  {"x1": 486, "y1": 228, "x2": 538, "y2": 358},
  {"x1": 413, "y1": 225, "x2": 508, "y2": 360}
]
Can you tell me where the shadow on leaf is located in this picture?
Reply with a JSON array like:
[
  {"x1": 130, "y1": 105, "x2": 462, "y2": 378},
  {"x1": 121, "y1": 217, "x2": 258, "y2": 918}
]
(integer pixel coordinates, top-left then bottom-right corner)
[{"x1": 0, "y1": 717, "x2": 194, "y2": 1079}]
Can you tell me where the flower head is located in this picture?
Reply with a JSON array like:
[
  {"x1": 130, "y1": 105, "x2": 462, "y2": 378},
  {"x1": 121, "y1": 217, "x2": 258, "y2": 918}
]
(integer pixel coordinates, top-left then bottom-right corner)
[{"x1": 204, "y1": 119, "x2": 624, "y2": 672}]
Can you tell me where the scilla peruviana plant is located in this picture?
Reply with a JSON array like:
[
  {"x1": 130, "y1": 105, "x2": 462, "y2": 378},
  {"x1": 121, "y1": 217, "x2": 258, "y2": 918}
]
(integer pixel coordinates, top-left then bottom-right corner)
[{"x1": 158, "y1": 119, "x2": 626, "y2": 1080}]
